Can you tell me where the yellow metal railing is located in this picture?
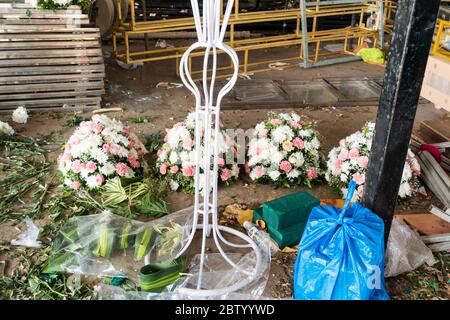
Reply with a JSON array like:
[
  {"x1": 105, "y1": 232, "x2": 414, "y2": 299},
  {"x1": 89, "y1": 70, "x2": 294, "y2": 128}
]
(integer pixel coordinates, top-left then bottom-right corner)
[
  {"x1": 113, "y1": 0, "x2": 388, "y2": 77},
  {"x1": 432, "y1": 19, "x2": 450, "y2": 62}
]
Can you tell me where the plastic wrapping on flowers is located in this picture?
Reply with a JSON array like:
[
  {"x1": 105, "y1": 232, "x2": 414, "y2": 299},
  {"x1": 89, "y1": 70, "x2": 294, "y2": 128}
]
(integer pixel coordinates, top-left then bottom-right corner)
[
  {"x1": 43, "y1": 208, "x2": 193, "y2": 284},
  {"x1": 325, "y1": 122, "x2": 421, "y2": 201},
  {"x1": 247, "y1": 112, "x2": 322, "y2": 188},
  {"x1": 156, "y1": 112, "x2": 240, "y2": 193},
  {"x1": 58, "y1": 115, "x2": 148, "y2": 191}
]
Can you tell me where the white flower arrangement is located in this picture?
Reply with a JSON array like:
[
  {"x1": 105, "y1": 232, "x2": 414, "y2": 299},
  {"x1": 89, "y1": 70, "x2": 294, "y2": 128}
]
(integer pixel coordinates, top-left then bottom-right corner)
[
  {"x1": 325, "y1": 122, "x2": 421, "y2": 201},
  {"x1": 58, "y1": 115, "x2": 148, "y2": 190},
  {"x1": 247, "y1": 112, "x2": 322, "y2": 187},
  {"x1": 0, "y1": 121, "x2": 15, "y2": 136},
  {"x1": 156, "y1": 112, "x2": 240, "y2": 193},
  {"x1": 12, "y1": 106, "x2": 28, "y2": 124}
]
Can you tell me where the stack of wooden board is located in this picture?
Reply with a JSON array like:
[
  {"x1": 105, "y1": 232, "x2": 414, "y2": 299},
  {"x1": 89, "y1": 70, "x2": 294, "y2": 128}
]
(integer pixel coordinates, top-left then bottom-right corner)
[{"x1": 0, "y1": 3, "x2": 105, "y2": 111}]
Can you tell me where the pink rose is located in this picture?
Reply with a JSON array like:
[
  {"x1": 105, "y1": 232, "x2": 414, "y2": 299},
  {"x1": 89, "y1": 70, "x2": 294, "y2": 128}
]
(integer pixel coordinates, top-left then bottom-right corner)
[
  {"x1": 244, "y1": 162, "x2": 251, "y2": 174},
  {"x1": 129, "y1": 158, "x2": 140, "y2": 169},
  {"x1": 356, "y1": 156, "x2": 369, "y2": 168},
  {"x1": 279, "y1": 160, "x2": 292, "y2": 173},
  {"x1": 85, "y1": 161, "x2": 97, "y2": 173},
  {"x1": 410, "y1": 159, "x2": 420, "y2": 176},
  {"x1": 307, "y1": 167, "x2": 318, "y2": 180},
  {"x1": 68, "y1": 136, "x2": 80, "y2": 146},
  {"x1": 116, "y1": 163, "x2": 130, "y2": 177},
  {"x1": 102, "y1": 144, "x2": 111, "y2": 153},
  {"x1": 338, "y1": 149, "x2": 349, "y2": 161},
  {"x1": 339, "y1": 139, "x2": 346, "y2": 147},
  {"x1": 334, "y1": 158, "x2": 343, "y2": 168},
  {"x1": 170, "y1": 165, "x2": 179, "y2": 174},
  {"x1": 183, "y1": 138, "x2": 195, "y2": 150},
  {"x1": 352, "y1": 173, "x2": 365, "y2": 185},
  {"x1": 220, "y1": 168, "x2": 231, "y2": 181},
  {"x1": 291, "y1": 121, "x2": 301, "y2": 129},
  {"x1": 182, "y1": 165, "x2": 195, "y2": 177},
  {"x1": 254, "y1": 166, "x2": 265, "y2": 178},
  {"x1": 71, "y1": 160, "x2": 83, "y2": 173},
  {"x1": 258, "y1": 128, "x2": 268, "y2": 138},
  {"x1": 231, "y1": 147, "x2": 237, "y2": 156},
  {"x1": 95, "y1": 174, "x2": 104, "y2": 186},
  {"x1": 348, "y1": 149, "x2": 360, "y2": 159},
  {"x1": 293, "y1": 137, "x2": 304, "y2": 149},
  {"x1": 157, "y1": 149, "x2": 163, "y2": 157},
  {"x1": 110, "y1": 144, "x2": 121, "y2": 155},
  {"x1": 129, "y1": 140, "x2": 135, "y2": 148},
  {"x1": 71, "y1": 181, "x2": 81, "y2": 190},
  {"x1": 218, "y1": 158, "x2": 225, "y2": 167},
  {"x1": 91, "y1": 123, "x2": 103, "y2": 134},
  {"x1": 270, "y1": 119, "x2": 282, "y2": 126},
  {"x1": 159, "y1": 163, "x2": 168, "y2": 175},
  {"x1": 123, "y1": 127, "x2": 131, "y2": 135}
]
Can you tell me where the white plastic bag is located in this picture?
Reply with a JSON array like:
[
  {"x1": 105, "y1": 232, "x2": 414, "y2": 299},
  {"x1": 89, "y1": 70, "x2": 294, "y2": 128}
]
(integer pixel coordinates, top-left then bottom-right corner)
[{"x1": 385, "y1": 217, "x2": 437, "y2": 277}]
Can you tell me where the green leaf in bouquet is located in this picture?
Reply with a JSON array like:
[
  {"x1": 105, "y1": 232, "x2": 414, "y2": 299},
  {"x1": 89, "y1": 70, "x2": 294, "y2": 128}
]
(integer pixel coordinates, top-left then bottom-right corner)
[
  {"x1": 135, "y1": 192, "x2": 170, "y2": 218},
  {"x1": 139, "y1": 256, "x2": 187, "y2": 292},
  {"x1": 102, "y1": 179, "x2": 128, "y2": 207},
  {"x1": 92, "y1": 224, "x2": 115, "y2": 258},
  {"x1": 134, "y1": 228, "x2": 155, "y2": 261}
]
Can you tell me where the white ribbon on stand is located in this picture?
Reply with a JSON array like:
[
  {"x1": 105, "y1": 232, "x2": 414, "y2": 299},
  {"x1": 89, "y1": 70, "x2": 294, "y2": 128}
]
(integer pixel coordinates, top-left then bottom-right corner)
[{"x1": 160, "y1": 0, "x2": 264, "y2": 297}]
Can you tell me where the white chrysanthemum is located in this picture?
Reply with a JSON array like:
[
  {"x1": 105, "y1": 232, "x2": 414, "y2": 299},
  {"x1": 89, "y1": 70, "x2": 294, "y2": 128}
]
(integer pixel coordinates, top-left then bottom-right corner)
[
  {"x1": 291, "y1": 112, "x2": 300, "y2": 122},
  {"x1": 91, "y1": 147, "x2": 108, "y2": 165},
  {"x1": 268, "y1": 170, "x2": 280, "y2": 181},
  {"x1": 298, "y1": 129, "x2": 311, "y2": 139},
  {"x1": 271, "y1": 125, "x2": 294, "y2": 144},
  {"x1": 398, "y1": 182, "x2": 412, "y2": 198},
  {"x1": 99, "y1": 163, "x2": 116, "y2": 176},
  {"x1": 169, "y1": 179, "x2": 180, "y2": 191},
  {"x1": 0, "y1": 121, "x2": 14, "y2": 136},
  {"x1": 85, "y1": 175, "x2": 99, "y2": 189},
  {"x1": 185, "y1": 112, "x2": 196, "y2": 129},
  {"x1": 12, "y1": 106, "x2": 28, "y2": 124},
  {"x1": 230, "y1": 164, "x2": 240, "y2": 178},
  {"x1": 269, "y1": 147, "x2": 283, "y2": 165},
  {"x1": 64, "y1": 178, "x2": 73, "y2": 187},
  {"x1": 279, "y1": 113, "x2": 291, "y2": 121},
  {"x1": 287, "y1": 169, "x2": 300, "y2": 180},
  {"x1": 169, "y1": 151, "x2": 179, "y2": 164}
]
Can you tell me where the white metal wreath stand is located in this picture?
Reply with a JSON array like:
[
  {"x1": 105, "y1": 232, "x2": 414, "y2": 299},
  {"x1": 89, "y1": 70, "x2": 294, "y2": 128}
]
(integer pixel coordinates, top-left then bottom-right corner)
[{"x1": 163, "y1": 0, "x2": 263, "y2": 297}]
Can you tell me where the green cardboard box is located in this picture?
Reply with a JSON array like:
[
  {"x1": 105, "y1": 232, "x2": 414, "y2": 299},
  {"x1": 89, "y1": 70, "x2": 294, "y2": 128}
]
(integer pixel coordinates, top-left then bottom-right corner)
[
  {"x1": 253, "y1": 207, "x2": 308, "y2": 248},
  {"x1": 262, "y1": 191, "x2": 319, "y2": 230}
]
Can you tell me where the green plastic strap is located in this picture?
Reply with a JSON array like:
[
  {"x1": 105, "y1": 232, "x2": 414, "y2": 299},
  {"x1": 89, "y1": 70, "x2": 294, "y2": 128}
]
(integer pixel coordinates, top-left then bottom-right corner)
[{"x1": 139, "y1": 256, "x2": 187, "y2": 292}]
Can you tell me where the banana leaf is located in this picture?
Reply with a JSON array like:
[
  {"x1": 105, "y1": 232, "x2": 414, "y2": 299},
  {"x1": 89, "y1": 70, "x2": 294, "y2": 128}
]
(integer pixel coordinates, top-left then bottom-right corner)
[
  {"x1": 139, "y1": 256, "x2": 187, "y2": 292},
  {"x1": 118, "y1": 222, "x2": 134, "y2": 250},
  {"x1": 92, "y1": 224, "x2": 115, "y2": 258},
  {"x1": 43, "y1": 250, "x2": 77, "y2": 273},
  {"x1": 134, "y1": 228, "x2": 155, "y2": 261}
]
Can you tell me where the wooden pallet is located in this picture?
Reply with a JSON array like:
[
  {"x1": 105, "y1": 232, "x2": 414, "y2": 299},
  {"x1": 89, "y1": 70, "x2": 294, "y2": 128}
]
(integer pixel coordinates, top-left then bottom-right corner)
[{"x1": 0, "y1": 4, "x2": 105, "y2": 111}]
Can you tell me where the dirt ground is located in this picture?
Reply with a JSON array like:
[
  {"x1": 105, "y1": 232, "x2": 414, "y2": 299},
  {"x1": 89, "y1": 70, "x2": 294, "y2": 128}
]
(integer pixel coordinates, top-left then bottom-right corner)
[{"x1": 1, "y1": 41, "x2": 449, "y2": 299}]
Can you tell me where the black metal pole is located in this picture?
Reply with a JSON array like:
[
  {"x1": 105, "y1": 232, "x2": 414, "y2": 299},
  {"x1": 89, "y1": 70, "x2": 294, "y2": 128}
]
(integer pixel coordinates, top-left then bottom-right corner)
[{"x1": 361, "y1": 0, "x2": 441, "y2": 244}]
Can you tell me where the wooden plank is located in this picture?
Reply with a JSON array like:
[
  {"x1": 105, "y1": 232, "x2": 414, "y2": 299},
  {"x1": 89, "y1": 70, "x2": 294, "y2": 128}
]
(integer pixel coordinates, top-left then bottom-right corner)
[
  {"x1": 0, "y1": 48, "x2": 102, "y2": 59},
  {"x1": 0, "y1": 72, "x2": 105, "y2": 84},
  {"x1": 0, "y1": 27, "x2": 99, "y2": 33},
  {"x1": 0, "y1": 80, "x2": 104, "y2": 93},
  {"x1": 0, "y1": 104, "x2": 98, "y2": 114},
  {"x1": 421, "y1": 233, "x2": 450, "y2": 244},
  {"x1": 0, "y1": 18, "x2": 89, "y2": 25},
  {"x1": 0, "y1": 40, "x2": 100, "y2": 49},
  {"x1": 0, "y1": 24, "x2": 90, "y2": 31},
  {"x1": 430, "y1": 206, "x2": 450, "y2": 224},
  {"x1": 0, "y1": 64, "x2": 105, "y2": 75},
  {"x1": 0, "y1": 89, "x2": 105, "y2": 101},
  {"x1": 0, "y1": 56, "x2": 104, "y2": 67},
  {"x1": 420, "y1": 118, "x2": 450, "y2": 142},
  {"x1": 0, "y1": 32, "x2": 99, "y2": 40},
  {"x1": 397, "y1": 213, "x2": 450, "y2": 235},
  {"x1": 0, "y1": 96, "x2": 101, "y2": 107}
]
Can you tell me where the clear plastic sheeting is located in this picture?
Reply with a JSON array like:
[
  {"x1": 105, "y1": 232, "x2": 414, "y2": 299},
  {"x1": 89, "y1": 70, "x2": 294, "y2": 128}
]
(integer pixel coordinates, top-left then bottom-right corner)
[
  {"x1": 385, "y1": 217, "x2": 437, "y2": 278},
  {"x1": 44, "y1": 208, "x2": 193, "y2": 282},
  {"x1": 11, "y1": 217, "x2": 42, "y2": 248},
  {"x1": 96, "y1": 248, "x2": 271, "y2": 300}
]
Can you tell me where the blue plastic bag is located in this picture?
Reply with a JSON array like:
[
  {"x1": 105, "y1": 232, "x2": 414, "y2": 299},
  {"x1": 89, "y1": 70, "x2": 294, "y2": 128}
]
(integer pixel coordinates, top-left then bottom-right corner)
[{"x1": 293, "y1": 181, "x2": 389, "y2": 300}]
